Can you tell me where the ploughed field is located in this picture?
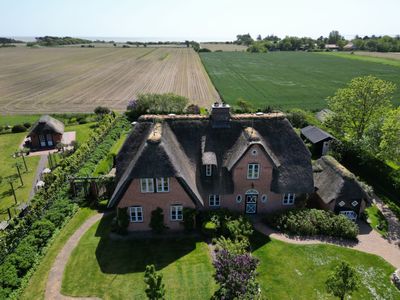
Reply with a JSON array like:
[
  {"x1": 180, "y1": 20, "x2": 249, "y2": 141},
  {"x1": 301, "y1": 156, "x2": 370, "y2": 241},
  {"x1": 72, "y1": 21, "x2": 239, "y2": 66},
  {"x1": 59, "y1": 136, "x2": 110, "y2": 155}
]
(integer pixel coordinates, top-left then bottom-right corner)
[
  {"x1": 200, "y1": 52, "x2": 400, "y2": 110},
  {"x1": 0, "y1": 47, "x2": 219, "y2": 114}
]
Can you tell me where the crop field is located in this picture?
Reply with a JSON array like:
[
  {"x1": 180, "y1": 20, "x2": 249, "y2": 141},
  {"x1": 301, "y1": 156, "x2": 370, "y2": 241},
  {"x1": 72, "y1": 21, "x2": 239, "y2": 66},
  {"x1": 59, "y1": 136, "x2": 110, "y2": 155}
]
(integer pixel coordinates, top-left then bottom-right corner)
[
  {"x1": 200, "y1": 43, "x2": 247, "y2": 52},
  {"x1": 200, "y1": 52, "x2": 400, "y2": 110},
  {"x1": 0, "y1": 47, "x2": 219, "y2": 114}
]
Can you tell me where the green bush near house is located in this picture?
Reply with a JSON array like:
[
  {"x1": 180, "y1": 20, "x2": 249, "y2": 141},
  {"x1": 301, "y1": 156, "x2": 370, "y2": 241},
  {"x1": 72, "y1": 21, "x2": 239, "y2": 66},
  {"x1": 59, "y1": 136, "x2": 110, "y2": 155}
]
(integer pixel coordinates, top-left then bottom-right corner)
[
  {"x1": 264, "y1": 209, "x2": 359, "y2": 239},
  {"x1": 364, "y1": 205, "x2": 388, "y2": 237}
]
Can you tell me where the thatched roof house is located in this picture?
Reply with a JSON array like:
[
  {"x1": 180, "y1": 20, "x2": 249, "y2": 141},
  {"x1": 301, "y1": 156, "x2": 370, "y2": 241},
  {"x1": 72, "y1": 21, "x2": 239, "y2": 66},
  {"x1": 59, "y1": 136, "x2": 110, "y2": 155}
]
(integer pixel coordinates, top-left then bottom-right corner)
[
  {"x1": 312, "y1": 156, "x2": 368, "y2": 220},
  {"x1": 109, "y1": 104, "x2": 314, "y2": 231},
  {"x1": 27, "y1": 115, "x2": 65, "y2": 149}
]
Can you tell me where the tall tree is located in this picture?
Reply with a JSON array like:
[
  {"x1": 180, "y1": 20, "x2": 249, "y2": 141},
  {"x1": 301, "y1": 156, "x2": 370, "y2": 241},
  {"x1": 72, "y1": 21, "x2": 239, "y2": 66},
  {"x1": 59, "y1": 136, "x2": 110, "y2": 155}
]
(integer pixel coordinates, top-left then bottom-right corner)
[
  {"x1": 325, "y1": 262, "x2": 360, "y2": 300},
  {"x1": 144, "y1": 264, "x2": 165, "y2": 300},
  {"x1": 328, "y1": 30, "x2": 343, "y2": 44},
  {"x1": 327, "y1": 75, "x2": 395, "y2": 141},
  {"x1": 379, "y1": 107, "x2": 400, "y2": 163},
  {"x1": 235, "y1": 34, "x2": 254, "y2": 46}
]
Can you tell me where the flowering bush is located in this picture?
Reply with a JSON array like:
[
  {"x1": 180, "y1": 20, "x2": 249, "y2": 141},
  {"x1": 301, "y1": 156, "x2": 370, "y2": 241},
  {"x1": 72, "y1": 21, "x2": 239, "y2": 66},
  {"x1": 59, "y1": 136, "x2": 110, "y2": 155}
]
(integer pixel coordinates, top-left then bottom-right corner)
[{"x1": 213, "y1": 250, "x2": 260, "y2": 299}]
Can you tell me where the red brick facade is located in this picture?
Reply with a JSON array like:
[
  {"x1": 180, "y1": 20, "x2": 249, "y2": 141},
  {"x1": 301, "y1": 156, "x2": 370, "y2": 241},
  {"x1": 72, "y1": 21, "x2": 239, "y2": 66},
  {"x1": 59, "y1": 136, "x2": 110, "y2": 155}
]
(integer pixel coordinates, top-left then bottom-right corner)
[
  {"x1": 29, "y1": 132, "x2": 62, "y2": 149},
  {"x1": 118, "y1": 144, "x2": 295, "y2": 231}
]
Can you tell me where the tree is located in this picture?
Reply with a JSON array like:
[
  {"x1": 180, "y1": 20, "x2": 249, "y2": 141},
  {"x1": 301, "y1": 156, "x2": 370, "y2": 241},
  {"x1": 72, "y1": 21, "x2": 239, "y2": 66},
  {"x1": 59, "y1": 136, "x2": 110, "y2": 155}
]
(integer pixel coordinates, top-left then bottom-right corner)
[
  {"x1": 212, "y1": 250, "x2": 260, "y2": 299},
  {"x1": 235, "y1": 34, "x2": 254, "y2": 46},
  {"x1": 327, "y1": 75, "x2": 395, "y2": 141},
  {"x1": 379, "y1": 107, "x2": 400, "y2": 163},
  {"x1": 325, "y1": 261, "x2": 360, "y2": 300},
  {"x1": 94, "y1": 106, "x2": 110, "y2": 115},
  {"x1": 328, "y1": 30, "x2": 343, "y2": 44},
  {"x1": 144, "y1": 264, "x2": 165, "y2": 300}
]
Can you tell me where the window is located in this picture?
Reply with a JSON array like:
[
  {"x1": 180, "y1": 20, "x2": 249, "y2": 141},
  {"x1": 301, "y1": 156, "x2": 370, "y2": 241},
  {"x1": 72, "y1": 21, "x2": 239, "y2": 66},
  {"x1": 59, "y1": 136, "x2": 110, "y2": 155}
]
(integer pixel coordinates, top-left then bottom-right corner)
[
  {"x1": 170, "y1": 205, "x2": 183, "y2": 221},
  {"x1": 140, "y1": 178, "x2": 154, "y2": 193},
  {"x1": 351, "y1": 201, "x2": 358, "y2": 207},
  {"x1": 129, "y1": 206, "x2": 143, "y2": 223},
  {"x1": 209, "y1": 194, "x2": 220, "y2": 207},
  {"x1": 247, "y1": 163, "x2": 260, "y2": 179},
  {"x1": 236, "y1": 195, "x2": 242, "y2": 203},
  {"x1": 205, "y1": 164, "x2": 212, "y2": 177},
  {"x1": 156, "y1": 177, "x2": 169, "y2": 192},
  {"x1": 283, "y1": 193, "x2": 295, "y2": 205},
  {"x1": 261, "y1": 194, "x2": 268, "y2": 203},
  {"x1": 338, "y1": 201, "x2": 345, "y2": 207},
  {"x1": 251, "y1": 149, "x2": 258, "y2": 156}
]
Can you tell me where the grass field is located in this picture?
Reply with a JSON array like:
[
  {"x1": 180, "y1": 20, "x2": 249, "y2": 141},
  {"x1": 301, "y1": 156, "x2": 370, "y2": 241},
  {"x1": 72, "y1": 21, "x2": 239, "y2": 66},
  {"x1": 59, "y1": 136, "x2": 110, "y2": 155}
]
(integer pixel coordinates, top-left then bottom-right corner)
[
  {"x1": 0, "y1": 47, "x2": 219, "y2": 114},
  {"x1": 321, "y1": 51, "x2": 400, "y2": 68},
  {"x1": 61, "y1": 216, "x2": 399, "y2": 299},
  {"x1": 200, "y1": 52, "x2": 400, "y2": 110}
]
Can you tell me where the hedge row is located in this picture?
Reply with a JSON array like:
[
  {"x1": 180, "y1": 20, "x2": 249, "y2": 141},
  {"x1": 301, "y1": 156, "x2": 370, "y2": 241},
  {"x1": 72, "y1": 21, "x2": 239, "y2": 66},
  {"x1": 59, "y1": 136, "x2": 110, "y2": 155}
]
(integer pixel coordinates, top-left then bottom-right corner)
[
  {"x1": 0, "y1": 114, "x2": 127, "y2": 299},
  {"x1": 264, "y1": 209, "x2": 359, "y2": 240}
]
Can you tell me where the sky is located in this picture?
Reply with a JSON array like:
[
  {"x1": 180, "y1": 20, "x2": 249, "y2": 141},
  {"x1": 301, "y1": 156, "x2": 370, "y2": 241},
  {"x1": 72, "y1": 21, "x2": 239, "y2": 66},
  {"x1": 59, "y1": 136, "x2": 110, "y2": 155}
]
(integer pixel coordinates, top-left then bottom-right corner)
[{"x1": 1, "y1": 0, "x2": 399, "y2": 41}]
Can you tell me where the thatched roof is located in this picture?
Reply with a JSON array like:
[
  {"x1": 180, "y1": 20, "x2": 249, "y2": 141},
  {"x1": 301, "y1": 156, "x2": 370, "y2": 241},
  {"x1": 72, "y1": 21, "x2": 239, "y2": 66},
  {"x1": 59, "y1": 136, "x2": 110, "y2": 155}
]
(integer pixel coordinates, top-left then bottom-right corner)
[
  {"x1": 301, "y1": 125, "x2": 333, "y2": 144},
  {"x1": 313, "y1": 156, "x2": 368, "y2": 204},
  {"x1": 29, "y1": 115, "x2": 64, "y2": 135},
  {"x1": 109, "y1": 113, "x2": 314, "y2": 208}
]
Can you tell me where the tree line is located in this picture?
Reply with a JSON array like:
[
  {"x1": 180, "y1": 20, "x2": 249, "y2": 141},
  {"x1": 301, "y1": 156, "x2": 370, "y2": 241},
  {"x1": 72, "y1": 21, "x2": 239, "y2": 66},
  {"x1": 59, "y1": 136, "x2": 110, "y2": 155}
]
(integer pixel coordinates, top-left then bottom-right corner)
[{"x1": 235, "y1": 31, "x2": 400, "y2": 53}]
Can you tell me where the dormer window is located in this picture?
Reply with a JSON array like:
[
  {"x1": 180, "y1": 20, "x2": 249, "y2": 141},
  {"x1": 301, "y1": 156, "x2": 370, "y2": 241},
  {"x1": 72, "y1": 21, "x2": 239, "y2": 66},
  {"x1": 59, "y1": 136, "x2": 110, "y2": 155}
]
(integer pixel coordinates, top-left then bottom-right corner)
[
  {"x1": 140, "y1": 178, "x2": 154, "y2": 193},
  {"x1": 247, "y1": 163, "x2": 260, "y2": 179},
  {"x1": 156, "y1": 177, "x2": 169, "y2": 192},
  {"x1": 205, "y1": 164, "x2": 212, "y2": 177}
]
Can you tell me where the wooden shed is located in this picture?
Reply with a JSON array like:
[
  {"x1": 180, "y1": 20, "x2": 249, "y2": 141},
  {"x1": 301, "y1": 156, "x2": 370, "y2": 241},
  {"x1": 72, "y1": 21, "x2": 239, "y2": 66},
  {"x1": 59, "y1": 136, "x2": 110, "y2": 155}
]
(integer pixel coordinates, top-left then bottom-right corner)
[
  {"x1": 301, "y1": 125, "x2": 334, "y2": 157},
  {"x1": 27, "y1": 115, "x2": 64, "y2": 150}
]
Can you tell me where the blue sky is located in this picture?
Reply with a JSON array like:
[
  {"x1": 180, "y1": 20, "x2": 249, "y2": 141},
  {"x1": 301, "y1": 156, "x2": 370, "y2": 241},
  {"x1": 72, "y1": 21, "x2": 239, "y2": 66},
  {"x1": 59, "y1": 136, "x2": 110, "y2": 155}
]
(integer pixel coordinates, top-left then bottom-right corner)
[{"x1": 1, "y1": 0, "x2": 399, "y2": 41}]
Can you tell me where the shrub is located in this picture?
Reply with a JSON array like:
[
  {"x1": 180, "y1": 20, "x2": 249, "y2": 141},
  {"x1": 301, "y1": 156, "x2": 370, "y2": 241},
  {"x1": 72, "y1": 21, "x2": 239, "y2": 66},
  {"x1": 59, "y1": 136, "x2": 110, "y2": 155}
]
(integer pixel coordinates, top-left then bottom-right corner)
[
  {"x1": 113, "y1": 207, "x2": 129, "y2": 234},
  {"x1": 11, "y1": 124, "x2": 27, "y2": 133},
  {"x1": 198, "y1": 48, "x2": 211, "y2": 52},
  {"x1": 23, "y1": 122, "x2": 31, "y2": 129},
  {"x1": 213, "y1": 236, "x2": 249, "y2": 254},
  {"x1": 202, "y1": 221, "x2": 218, "y2": 237},
  {"x1": 286, "y1": 108, "x2": 309, "y2": 128},
  {"x1": 7, "y1": 236, "x2": 38, "y2": 275},
  {"x1": 224, "y1": 216, "x2": 253, "y2": 241},
  {"x1": 182, "y1": 207, "x2": 197, "y2": 232},
  {"x1": 185, "y1": 104, "x2": 201, "y2": 114},
  {"x1": 144, "y1": 264, "x2": 165, "y2": 300},
  {"x1": 31, "y1": 219, "x2": 56, "y2": 246},
  {"x1": 0, "y1": 262, "x2": 20, "y2": 289},
  {"x1": 265, "y1": 209, "x2": 359, "y2": 239},
  {"x1": 94, "y1": 106, "x2": 111, "y2": 115},
  {"x1": 150, "y1": 207, "x2": 167, "y2": 233}
]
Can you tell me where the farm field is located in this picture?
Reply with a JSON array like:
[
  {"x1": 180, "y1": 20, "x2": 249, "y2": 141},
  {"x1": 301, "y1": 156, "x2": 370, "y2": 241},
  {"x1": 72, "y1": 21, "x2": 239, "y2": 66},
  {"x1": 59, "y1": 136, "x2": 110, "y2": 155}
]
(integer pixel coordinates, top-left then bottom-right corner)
[
  {"x1": 0, "y1": 47, "x2": 219, "y2": 114},
  {"x1": 200, "y1": 43, "x2": 247, "y2": 52},
  {"x1": 200, "y1": 52, "x2": 400, "y2": 110},
  {"x1": 321, "y1": 51, "x2": 400, "y2": 68}
]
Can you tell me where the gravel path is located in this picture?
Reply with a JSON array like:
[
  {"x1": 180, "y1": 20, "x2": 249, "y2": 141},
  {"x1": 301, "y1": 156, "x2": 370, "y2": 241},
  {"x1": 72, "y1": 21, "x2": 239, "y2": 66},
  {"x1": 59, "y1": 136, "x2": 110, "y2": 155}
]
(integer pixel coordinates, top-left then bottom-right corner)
[{"x1": 45, "y1": 213, "x2": 104, "y2": 300}]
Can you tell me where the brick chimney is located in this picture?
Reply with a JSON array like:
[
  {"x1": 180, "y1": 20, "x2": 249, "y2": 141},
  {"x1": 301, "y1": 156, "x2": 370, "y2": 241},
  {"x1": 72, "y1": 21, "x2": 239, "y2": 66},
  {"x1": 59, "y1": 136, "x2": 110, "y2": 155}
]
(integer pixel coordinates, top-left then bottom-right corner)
[{"x1": 211, "y1": 102, "x2": 231, "y2": 128}]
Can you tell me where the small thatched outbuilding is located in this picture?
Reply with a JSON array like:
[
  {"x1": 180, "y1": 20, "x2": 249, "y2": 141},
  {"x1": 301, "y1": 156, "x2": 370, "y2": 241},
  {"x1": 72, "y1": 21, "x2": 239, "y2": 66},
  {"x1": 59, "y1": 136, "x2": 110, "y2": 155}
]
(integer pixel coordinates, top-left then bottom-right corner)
[
  {"x1": 27, "y1": 115, "x2": 64, "y2": 149},
  {"x1": 311, "y1": 156, "x2": 368, "y2": 221}
]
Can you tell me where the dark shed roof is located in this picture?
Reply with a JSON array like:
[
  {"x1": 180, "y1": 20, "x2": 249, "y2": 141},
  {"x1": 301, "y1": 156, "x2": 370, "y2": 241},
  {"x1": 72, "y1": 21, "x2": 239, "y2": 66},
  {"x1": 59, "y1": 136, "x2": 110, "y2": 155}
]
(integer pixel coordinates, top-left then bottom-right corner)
[
  {"x1": 301, "y1": 125, "x2": 333, "y2": 144},
  {"x1": 110, "y1": 113, "x2": 314, "y2": 208},
  {"x1": 313, "y1": 156, "x2": 368, "y2": 204},
  {"x1": 29, "y1": 115, "x2": 64, "y2": 135}
]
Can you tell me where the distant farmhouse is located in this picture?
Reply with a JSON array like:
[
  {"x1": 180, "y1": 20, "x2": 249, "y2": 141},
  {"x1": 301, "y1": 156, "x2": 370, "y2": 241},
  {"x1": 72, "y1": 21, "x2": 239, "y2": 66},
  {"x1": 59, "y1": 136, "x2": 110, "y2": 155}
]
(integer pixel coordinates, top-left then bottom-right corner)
[{"x1": 109, "y1": 104, "x2": 314, "y2": 231}]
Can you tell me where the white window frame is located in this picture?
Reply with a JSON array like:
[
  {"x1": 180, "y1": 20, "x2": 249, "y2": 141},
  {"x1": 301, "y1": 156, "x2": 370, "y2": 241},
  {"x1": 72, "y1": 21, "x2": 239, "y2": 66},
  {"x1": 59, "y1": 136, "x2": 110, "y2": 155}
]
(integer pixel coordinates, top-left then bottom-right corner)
[
  {"x1": 170, "y1": 205, "x2": 183, "y2": 221},
  {"x1": 283, "y1": 193, "x2": 295, "y2": 205},
  {"x1": 209, "y1": 194, "x2": 220, "y2": 207},
  {"x1": 205, "y1": 164, "x2": 212, "y2": 177},
  {"x1": 140, "y1": 178, "x2": 154, "y2": 193},
  {"x1": 247, "y1": 163, "x2": 260, "y2": 179},
  {"x1": 129, "y1": 206, "x2": 143, "y2": 223},
  {"x1": 156, "y1": 177, "x2": 169, "y2": 192}
]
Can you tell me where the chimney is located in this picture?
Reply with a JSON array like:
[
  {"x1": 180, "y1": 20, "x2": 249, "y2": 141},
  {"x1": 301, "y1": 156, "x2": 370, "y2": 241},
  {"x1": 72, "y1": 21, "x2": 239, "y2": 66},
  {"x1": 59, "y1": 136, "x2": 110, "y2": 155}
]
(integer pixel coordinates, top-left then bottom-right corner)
[{"x1": 211, "y1": 102, "x2": 231, "y2": 128}]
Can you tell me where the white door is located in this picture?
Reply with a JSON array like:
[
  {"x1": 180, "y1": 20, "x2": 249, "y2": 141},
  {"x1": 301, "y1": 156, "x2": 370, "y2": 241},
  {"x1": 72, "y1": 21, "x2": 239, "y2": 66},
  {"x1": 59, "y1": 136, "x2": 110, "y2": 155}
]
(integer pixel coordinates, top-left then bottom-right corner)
[
  {"x1": 322, "y1": 141, "x2": 330, "y2": 156},
  {"x1": 46, "y1": 134, "x2": 53, "y2": 146},
  {"x1": 39, "y1": 135, "x2": 46, "y2": 147}
]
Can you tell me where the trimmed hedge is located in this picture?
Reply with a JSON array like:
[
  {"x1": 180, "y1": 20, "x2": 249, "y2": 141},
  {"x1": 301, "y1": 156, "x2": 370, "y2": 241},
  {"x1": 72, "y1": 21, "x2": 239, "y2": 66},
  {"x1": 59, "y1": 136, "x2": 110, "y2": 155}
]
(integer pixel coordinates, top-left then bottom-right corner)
[{"x1": 264, "y1": 209, "x2": 359, "y2": 240}]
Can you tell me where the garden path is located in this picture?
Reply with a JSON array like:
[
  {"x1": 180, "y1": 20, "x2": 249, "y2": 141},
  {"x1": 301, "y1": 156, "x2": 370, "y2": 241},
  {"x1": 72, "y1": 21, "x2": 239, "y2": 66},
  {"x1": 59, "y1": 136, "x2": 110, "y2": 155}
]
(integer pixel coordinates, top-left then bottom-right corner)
[
  {"x1": 28, "y1": 154, "x2": 47, "y2": 200},
  {"x1": 44, "y1": 213, "x2": 103, "y2": 300},
  {"x1": 254, "y1": 219, "x2": 400, "y2": 269},
  {"x1": 372, "y1": 194, "x2": 400, "y2": 246}
]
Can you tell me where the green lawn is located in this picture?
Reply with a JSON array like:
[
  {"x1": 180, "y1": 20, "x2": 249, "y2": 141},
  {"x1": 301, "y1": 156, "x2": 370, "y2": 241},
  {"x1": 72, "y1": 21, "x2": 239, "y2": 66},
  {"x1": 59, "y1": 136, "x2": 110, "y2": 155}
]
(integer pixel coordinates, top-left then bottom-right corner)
[
  {"x1": 200, "y1": 52, "x2": 400, "y2": 110},
  {"x1": 0, "y1": 132, "x2": 40, "y2": 220},
  {"x1": 65, "y1": 122, "x2": 97, "y2": 144},
  {"x1": 62, "y1": 215, "x2": 216, "y2": 300},
  {"x1": 61, "y1": 216, "x2": 399, "y2": 300},
  {"x1": 20, "y1": 208, "x2": 96, "y2": 300},
  {"x1": 0, "y1": 114, "x2": 41, "y2": 126},
  {"x1": 364, "y1": 205, "x2": 389, "y2": 237}
]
